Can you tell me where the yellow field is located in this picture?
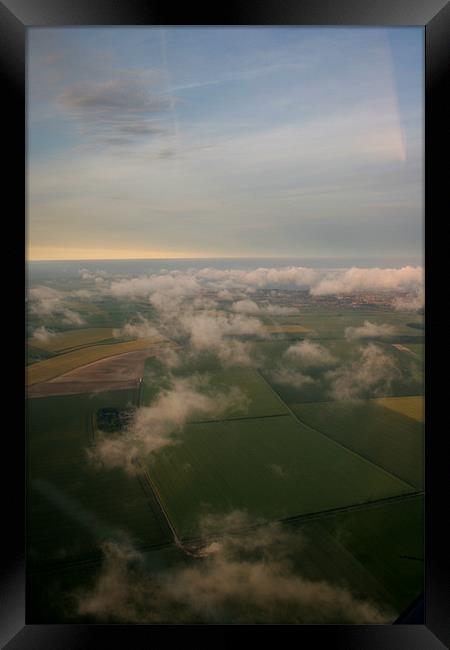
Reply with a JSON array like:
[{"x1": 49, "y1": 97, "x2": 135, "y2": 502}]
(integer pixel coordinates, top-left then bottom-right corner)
[
  {"x1": 375, "y1": 396, "x2": 424, "y2": 423},
  {"x1": 26, "y1": 337, "x2": 168, "y2": 386},
  {"x1": 28, "y1": 328, "x2": 114, "y2": 353},
  {"x1": 265, "y1": 325, "x2": 312, "y2": 334}
]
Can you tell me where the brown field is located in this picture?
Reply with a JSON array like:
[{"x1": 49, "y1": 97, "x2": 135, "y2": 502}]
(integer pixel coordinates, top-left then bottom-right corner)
[
  {"x1": 27, "y1": 345, "x2": 175, "y2": 397},
  {"x1": 26, "y1": 337, "x2": 171, "y2": 386}
]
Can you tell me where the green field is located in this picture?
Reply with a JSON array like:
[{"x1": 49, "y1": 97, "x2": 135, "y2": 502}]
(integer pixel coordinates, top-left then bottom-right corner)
[
  {"x1": 292, "y1": 400, "x2": 423, "y2": 489},
  {"x1": 27, "y1": 390, "x2": 171, "y2": 570},
  {"x1": 28, "y1": 327, "x2": 114, "y2": 353},
  {"x1": 26, "y1": 345, "x2": 56, "y2": 365},
  {"x1": 26, "y1": 292, "x2": 424, "y2": 623},
  {"x1": 272, "y1": 310, "x2": 424, "y2": 340},
  {"x1": 289, "y1": 494, "x2": 423, "y2": 614},
  {"x1": 147, "y1": 413, "x2": 414, "y2": 539}
]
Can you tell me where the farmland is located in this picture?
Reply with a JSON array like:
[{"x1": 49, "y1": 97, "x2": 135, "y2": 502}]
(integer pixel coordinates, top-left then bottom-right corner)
[
  {"x1": 147, "y1": 413, "x2": 414, "y2": 540},
  {"x1": 288, "y1": 494, "x2": 424, "y2": 614},
  {"x1": 26, "y1": 262, "x2": 424, "y2": 624},
  {"x1": 27, "y1": 336, "x2": 169, "y2": 385},
  {"x1": 375, "y1": 395, "x2": 424, "y2": 422},
  {"x1": 292, "y1": 400, "x2": 423, "y2": 489},
  {"x1": 28, "y1": 327, "x2": 114, "y2": 353},
  {"x1": 27, "y1": 390, "x2": 172, "y2": 571}
]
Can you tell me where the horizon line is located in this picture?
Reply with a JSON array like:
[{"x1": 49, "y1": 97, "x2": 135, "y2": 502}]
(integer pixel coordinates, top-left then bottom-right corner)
[{"x1": 26, "y1": 254, "x2": 422, "y2": 263}]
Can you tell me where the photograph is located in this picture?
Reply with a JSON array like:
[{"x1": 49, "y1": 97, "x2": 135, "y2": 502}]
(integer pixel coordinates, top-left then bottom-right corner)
[{"x1": 26, "y1": 25, "x2": 424, "y2": 625}]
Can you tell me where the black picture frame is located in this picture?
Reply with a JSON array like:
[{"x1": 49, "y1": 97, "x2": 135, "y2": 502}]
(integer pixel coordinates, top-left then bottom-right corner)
[{"x1": 2, "y1": 1, "x2": 448, "y2": 647}]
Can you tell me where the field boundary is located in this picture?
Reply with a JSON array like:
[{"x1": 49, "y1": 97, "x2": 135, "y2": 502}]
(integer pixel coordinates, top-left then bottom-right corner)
[{"x1": 256, "y1": 370, "x2": 417, "y2": 492}]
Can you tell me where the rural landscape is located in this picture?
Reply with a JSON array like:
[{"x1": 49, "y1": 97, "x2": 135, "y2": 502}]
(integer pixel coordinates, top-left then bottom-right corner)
[
  {"x1": 26, "y1": 260, "x2": 424, "y2": 623},
  {"x1": 27, "y1": 27, "x2": 424, "y2": 623}
]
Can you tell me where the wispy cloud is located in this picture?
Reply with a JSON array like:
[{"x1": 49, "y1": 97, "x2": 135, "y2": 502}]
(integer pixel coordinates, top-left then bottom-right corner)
[{"x1": 58, "y1": 72, "x2": 176, "y2": 147}]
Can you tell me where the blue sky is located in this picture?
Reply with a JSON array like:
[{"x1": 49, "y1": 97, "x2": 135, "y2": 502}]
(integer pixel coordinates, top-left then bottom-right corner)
[{"x1": 27, "y1": 27, "x2": 423, "y2": 261}]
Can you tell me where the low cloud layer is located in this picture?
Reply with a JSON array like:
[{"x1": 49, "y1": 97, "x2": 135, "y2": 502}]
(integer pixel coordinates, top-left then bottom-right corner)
[
  {"x1": 326, "y1": 343, "x2": 401, "y2": 400},
  {"x1": 345, "y1": 320, "x2": 396, "y2": 341},
  {"x1": 113, "y1": 314, "x2": 162, "y2": 340},
  {"x1": 29, "y1": 286, "x2": 85, "y2": 325},
  {"x1": 104, "y1": 265, "x2": 423, "y2": 299},
  {"x1": 31, "y1": 325, "x2": 56, "y2": 343},
  {"x1": 179, "y1": 311, "x2": 267, "y2": 366},
  {"x1": 283, "y1": 340, "x2": 336, "y2": 368},
  {"x1": 74, "y1": 511, "x2": 393, "y2": 624},
  {"x1": 88, "y1": 376, "x2": 249, "y2": 475},
  {"x1": 232, "y1": 299, "x2": 298, "y2": 316},
  {"x1": 310, "y1": 266, "x2": 423, "y2": 296},
  {"x1": 271, "y1": 368, "x2": 316, "y2": 389},
  {"x1": 393, "y1": 288, "x2": 424, "y2": 312}
]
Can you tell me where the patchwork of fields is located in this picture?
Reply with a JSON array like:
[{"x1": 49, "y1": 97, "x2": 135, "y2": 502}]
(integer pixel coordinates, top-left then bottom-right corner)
[
  {"x1": 27, "y1": 390, "x2": 172, "y2": 571},
  {"x1": 147, "y1": 413, "x2": 415, "y2": 540},
  {"x1": 292, "y1": 399, "x2": 423, "y2": 489},
  {"x1": 27, "y1": 336, "x2": 169, "y2": 385},
  {"x1": 26, "y1": 304, "x2": 424, "y2": 623}
]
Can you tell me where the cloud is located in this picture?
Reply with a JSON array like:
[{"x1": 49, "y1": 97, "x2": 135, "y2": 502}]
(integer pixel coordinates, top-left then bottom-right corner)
[
  {"x1": 106, "y1": 266, "x2": 423, "y2": 301},
  {"x1": 31, "y1": 325, "x2": 56, "y2": 343},
  {"x1": 270, "y1": 368, "x2": 316, "y2": 389},
  {"x1": 178, "y1": 311, "x2": 267, "y2": 366},
  {"x1": 345, "y1": 320, "x2": 396, "y2": 341},
  {"x1": 109, "y1": 273, "x2": 200, "y2": 303},
  {"x1": 88, "y1": 376, "x2": 249, "y2": 475},
  {"x1": 58, "y1": 72, "x2": 175, "y2": 146},
  {"x1": 195, "y1": 266, "x2": 320, "y2": 290},
  {"x1": 113, "y1": 314, "x2": 162, "y2": 340},
  {"x1": 231, "y1": 299, "x2": 260, "y2": 315},
  {"x1": 311, "y1": 266, "x2": 423, "y2": 296},
  {"x1": 283, "y1": 340, "x2": 335, "y2": 368},
  {"x1": 79, "y1": 268, "x2": 109, "y2": 281},
  {"x1": 326, "y1": 343, "x2": 401, "y2": 400},
  {"x1": 392, "y1": 288, "x2": 424, "y2": 312},
  {"x1": 29, "y1": 285, "x2": 85, "y2": 325},
  {"x1": 269, "y1": 464, "x2": 288, "y2": 478},
  {"x1": 232, "y1": 299, "x2": 298, "y2": 316},
  {"x1": 74, "y1": 512, "x2": 393, "y2": 624}
]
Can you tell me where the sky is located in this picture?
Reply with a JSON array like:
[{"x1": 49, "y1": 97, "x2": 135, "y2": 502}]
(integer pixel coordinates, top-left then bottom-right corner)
[{"x1": 27, "y1": 27, "x2": 424, "y2": 262}]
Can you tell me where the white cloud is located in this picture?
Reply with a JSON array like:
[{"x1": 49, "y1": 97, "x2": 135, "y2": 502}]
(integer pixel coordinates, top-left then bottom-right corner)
[
  {"x1": 74, "y1": 512, "x2": 393, "y2": 624},
  {"x1": 88, "y1": 376, "x2": 249, "y2": 475},
  {"x1": 113, "y1": 314, "x2": 162, "y2": 340},
  {"x1": 31, "y1": 325, "x2": 56, "y2": 343},
  {"x1": 29, "y1": 285, "x2": 85, "y2": 325},
  {"x1": 232, "y1": 299, "x2": 298, "y2": 316},
  {"x1": 311, "y1": 266, "x2": 423, "y2": 296},
  {"x1": 270, "y1": 368, "x2": 316, "y2": 389},
  {"x1": 345, "y1": 321, "x2": 396, "y2": 341},
  {"x1": 392, "y1": 288, "x2": 424, "y2": 312},
  {"x1": 326, "y1": 343, "x2": 400, "y2": 400},
  {"x1": 283, "y1": 340, "x2": 335, "y2": 368}
]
